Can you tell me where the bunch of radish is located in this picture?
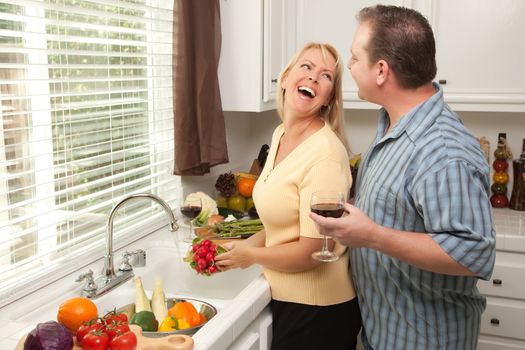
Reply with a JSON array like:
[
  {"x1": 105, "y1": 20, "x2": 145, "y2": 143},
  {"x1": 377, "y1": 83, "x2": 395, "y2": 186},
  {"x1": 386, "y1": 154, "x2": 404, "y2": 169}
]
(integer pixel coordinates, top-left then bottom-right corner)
[{"x1": 185, "y1": 239, "x2": 226, "y2": 276}]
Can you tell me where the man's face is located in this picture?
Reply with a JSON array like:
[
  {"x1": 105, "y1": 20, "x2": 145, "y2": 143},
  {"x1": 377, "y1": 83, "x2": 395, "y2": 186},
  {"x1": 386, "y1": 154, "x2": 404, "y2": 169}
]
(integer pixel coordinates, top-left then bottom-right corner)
[{"x1": 347, "y1": 22, "x2": 377, "y2": 102}]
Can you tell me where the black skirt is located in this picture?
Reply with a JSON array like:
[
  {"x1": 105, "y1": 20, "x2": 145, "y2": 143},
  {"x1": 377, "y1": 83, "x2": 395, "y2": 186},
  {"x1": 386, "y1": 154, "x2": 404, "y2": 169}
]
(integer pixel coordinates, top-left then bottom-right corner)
[{"x1": 270, "y1": 297, "x2": 362, "y2": 350}]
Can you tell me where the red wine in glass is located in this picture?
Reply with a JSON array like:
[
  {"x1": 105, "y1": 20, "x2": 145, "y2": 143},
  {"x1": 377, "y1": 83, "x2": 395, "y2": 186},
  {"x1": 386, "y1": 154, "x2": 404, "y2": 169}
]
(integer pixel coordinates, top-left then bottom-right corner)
[
  {"x1": 311, "y1": 203, "x2": 345, "y2": 218},
  {"x1": 180, "y1": 197, "x2": 202, "y2": 242},
  {"x1": 181, "y1": 205, "x2": 202, "y2": 219},
  {"x1": 310, "y1": 191, "x2": 345, "y2": 262}
]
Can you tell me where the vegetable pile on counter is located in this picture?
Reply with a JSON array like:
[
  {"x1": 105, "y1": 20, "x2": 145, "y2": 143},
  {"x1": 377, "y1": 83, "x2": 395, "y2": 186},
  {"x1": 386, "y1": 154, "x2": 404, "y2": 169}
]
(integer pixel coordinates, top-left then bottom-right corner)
[
  {"x1": 214, "y1": 172, "x2": 259, "y2": 216},
  {"x1": 75, "y1": 310, "x2": 136, "y2": 350},
  {"x1": 24, "y1": 300, "x2": 137, "y2": 350},
  {"x1": 184, "y1": 238, "x2": 227, "y2": 276},
  {"x1": 184, "y1": 192, "x2": 218, "y2": 227},
  {"x1": 132, "y1": 276, "x2": 208, "y2": 331},
  {"x1": 209, "y1": 218, "x2": 263, "y2": 238},
  {"x1": 23, "y1": 321, "x2": 73, "y2": 350}
]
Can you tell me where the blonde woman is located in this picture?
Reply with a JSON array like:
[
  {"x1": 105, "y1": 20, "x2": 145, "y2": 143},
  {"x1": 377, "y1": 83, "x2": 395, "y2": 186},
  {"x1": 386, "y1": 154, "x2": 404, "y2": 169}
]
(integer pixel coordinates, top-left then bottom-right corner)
[{"x1": 216, "y1": 43, "x2": 361, "y2": 350}]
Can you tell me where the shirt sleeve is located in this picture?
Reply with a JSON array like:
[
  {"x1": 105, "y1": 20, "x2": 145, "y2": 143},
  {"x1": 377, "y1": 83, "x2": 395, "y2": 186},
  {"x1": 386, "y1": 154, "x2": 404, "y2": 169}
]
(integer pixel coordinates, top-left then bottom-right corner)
[
  {"x1": 299, "y1": 159, "x2": 352, "y2": 239},
  {"x1": 413, "y1": 160, "x2": 496, "y2": 280}
]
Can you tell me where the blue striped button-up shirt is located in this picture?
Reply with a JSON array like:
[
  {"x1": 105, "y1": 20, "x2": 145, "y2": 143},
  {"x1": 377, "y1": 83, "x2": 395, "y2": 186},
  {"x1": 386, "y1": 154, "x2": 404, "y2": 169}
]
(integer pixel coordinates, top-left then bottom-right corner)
[{"x1": 352, "y1": 84, "x2": 496, "y2": 350}]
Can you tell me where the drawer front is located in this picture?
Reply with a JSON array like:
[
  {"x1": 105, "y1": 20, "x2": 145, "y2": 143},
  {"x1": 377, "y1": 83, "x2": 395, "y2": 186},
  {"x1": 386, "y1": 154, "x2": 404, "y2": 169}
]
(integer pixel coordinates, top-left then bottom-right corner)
[
  {"x1": 478, "y1": 263, "x2": 525, "y2": 299},
  {"x1": 481, "y1": 298, "x2": 525, "y2": 340},
  {"x1": 478, "y1": 337, "x2": 525, "y2": 350}
]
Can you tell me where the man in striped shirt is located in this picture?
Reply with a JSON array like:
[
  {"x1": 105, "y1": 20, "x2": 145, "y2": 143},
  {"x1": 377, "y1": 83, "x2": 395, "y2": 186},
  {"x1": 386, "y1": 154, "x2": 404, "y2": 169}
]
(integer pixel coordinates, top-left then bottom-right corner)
[{"x1": 310, "y1": 5, "x2": 496, "y2": 350}]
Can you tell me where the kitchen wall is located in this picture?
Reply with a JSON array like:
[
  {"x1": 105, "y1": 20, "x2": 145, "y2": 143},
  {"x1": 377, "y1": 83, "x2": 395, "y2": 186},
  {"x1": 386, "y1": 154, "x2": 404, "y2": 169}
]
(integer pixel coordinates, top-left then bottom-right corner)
[{"x1": 182, "y1": 109, "x2": 524, "y2": 196}]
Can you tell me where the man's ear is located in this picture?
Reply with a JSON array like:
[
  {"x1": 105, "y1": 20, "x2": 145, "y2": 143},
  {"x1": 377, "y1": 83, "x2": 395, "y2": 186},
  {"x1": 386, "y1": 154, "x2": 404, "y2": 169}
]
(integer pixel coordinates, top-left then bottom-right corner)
[{"x1": 376, "y1": 60, "x2": 388, "y2": 86}]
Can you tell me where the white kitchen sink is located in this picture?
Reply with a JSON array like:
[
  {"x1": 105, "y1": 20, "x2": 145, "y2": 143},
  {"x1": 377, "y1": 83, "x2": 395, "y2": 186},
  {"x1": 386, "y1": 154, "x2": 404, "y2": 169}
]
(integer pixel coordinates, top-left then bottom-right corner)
[
  {"x1": 13, "y1": 241, "x2": 261, "y2": 323},
  {"x1": 2, "y1": 228, "x2": 269, "y2": 350}
]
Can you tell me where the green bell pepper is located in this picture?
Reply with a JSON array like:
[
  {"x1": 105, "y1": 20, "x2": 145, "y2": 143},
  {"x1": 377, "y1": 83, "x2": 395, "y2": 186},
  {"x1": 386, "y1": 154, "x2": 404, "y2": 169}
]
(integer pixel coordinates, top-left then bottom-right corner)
[{"x1": 129, "y1": 310, "x2": 159, "y2": 332}]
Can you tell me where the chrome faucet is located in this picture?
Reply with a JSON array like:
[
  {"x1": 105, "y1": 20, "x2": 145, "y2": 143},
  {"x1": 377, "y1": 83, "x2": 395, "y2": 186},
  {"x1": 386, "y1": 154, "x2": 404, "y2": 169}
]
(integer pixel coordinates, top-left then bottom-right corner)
[{"x1": 78, "y1": 193, "x2": 178, "y2": 298}]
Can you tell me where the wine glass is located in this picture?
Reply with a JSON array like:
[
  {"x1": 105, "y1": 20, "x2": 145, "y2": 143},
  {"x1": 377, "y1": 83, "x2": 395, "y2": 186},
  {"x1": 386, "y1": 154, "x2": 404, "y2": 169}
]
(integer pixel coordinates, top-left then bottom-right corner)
[
  {"x1": 310, "y1": 190, "x2": 345, "y2": 262},
  {"x1": 180, "y1": 196, "x2": 202, "y2": 243}
]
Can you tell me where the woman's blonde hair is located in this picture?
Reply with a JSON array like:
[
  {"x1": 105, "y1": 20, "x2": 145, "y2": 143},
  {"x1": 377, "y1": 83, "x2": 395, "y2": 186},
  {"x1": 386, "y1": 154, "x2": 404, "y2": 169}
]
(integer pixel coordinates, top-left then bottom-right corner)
[{"x1": 276, "y1": 42, "x2": 349, "y2": 152}]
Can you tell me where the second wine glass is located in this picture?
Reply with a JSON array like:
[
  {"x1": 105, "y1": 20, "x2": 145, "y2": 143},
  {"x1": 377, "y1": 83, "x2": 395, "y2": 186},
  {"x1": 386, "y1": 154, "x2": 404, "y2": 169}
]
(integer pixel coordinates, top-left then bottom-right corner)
[
  {"x1": 180, "y1": 196, "x2": 202, "y2": 243},
  {"x1": 310, "y1": 190, "x2": 345, "y2": 262}
]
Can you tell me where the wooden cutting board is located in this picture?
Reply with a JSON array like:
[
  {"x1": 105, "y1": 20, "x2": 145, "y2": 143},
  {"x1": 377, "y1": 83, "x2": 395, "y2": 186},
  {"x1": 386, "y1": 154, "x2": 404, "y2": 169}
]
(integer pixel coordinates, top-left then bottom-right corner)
[{"x1": 16, "y1": 324, "x2": 193, "y2": 350}]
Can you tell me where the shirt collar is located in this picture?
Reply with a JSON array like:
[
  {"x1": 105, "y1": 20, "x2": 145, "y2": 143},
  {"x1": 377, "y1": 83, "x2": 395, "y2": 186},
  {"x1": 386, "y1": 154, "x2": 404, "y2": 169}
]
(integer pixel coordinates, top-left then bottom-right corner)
[{"x1": 377, "y1": 82, "x2": 444, "y2": 144}]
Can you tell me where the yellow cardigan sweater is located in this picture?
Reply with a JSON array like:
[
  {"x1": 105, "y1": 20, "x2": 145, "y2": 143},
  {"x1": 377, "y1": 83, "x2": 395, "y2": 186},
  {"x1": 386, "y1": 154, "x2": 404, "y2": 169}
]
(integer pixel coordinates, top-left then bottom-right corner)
[{"x1": 252, "y1": 123, "x2": 356, "y2": 306}]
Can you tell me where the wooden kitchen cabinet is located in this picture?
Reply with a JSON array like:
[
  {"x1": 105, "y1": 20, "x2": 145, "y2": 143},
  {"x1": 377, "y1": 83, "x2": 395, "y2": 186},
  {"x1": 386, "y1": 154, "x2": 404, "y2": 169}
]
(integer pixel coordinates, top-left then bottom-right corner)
[{"x1": 218, "y1": 0, "x2": 296, "y2": 112}]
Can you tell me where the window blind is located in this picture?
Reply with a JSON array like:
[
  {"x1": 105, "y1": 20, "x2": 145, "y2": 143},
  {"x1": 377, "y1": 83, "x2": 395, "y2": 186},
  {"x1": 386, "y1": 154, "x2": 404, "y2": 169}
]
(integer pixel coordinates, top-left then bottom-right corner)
[{"x1": 0, "y1": 0, "x2": 181, "y2": 306}]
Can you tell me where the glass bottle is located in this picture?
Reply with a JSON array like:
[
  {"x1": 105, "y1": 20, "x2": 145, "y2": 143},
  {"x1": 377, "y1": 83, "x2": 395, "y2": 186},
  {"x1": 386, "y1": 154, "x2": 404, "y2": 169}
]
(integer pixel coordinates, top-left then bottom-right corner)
[
  {"x1": 490, "y1": 133, "x2": 511, "y2": 208},
  {"x1": 509, "y1": 139, "x2": 525, "y2": 211}
]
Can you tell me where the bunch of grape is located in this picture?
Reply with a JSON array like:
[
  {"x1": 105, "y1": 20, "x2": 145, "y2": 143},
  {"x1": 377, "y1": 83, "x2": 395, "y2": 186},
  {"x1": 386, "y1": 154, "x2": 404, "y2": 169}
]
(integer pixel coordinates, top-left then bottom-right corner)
[
  {"x1": 215, "y1": 172, "x2": 236, "y2": 197},
  {"x1": 185, "y1": 239, "x2": 227, "y2": 276}
]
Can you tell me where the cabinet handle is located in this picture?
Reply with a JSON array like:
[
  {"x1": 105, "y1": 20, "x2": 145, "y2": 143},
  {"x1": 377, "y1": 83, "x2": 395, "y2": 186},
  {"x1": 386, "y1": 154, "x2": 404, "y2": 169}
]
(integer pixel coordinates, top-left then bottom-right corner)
[
  {"x1": 438, "y1": 79, "x2": 447, "y2": 85},
  {"x1": 492, "y1": 278, "x2": 502, "y2": 286},
  {"x1": 490, "y1": 318, "x2": 500, "y2": 326},
  {"x1": 271, "y1": 78, "x2": 277, "y2": 83}
]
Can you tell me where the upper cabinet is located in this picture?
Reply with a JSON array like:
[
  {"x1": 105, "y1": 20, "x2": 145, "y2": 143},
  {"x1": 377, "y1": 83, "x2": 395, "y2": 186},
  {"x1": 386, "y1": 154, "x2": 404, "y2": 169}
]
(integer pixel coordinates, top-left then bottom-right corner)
[
  {"x1": 415, "y1": 0, "x2": 525, "y2": 112},
  {"x1": 294, "y1": 0, "x2": 408, "y2": 110},
  {"x1": 218, "y1": 0, "x2": 296, "y2": 112},
  {"x1": 219, "y1": 0, "x2": 525, "y2": 112}
]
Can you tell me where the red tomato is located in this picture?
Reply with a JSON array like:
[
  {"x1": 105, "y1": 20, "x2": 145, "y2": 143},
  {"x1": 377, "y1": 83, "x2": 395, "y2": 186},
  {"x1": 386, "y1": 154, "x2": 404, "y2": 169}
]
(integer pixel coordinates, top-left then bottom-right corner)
[
  {"x1": 109, "y1": 331, "x2": 137, "y2": 350},
  {"x1": 76, "y1": 321, "x2": 104, "y2": 345},
  {"x1": 105, "y1": 323, "x2": 130, "y2": 340},
  {"x1": 83, "y1": 330, "x2": 109, "y2": 350},
  {"x1": 103, "y1": 310, "x2": 128, "y2": 325}
]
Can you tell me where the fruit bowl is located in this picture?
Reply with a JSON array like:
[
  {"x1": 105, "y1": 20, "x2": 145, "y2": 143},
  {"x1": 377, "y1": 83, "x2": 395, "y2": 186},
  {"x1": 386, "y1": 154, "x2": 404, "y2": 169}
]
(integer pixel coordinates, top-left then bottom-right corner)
[{"x1": 117, "y1": 297, "x2": 217, "y2": 338}]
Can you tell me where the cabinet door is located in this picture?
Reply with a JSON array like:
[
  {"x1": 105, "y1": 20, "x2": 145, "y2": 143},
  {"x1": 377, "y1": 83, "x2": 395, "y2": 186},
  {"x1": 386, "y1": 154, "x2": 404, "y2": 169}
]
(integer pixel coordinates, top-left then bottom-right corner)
[
  {"x1": 229, "y1": 332, "x2": 260, "y2": 350},
  {"x1": 295, "y1": 0, "x2": 409, "y2": 109},
  {"x1": 219, "y1": 0, "x2": 264, "y2": 111},
  {"x1": 263, "y1": 0, "x2": 297, "y2": 103},
  {"x1": 478, "y1": 335, "x2": 525, "y2": 350},
  {"x1": 427, "y1": 0, "x2": 525, "y2": 111},
  {"x1": 219, "y1": 0, "x2": 294, "y2": 111},
  {"x1": 481, "y1": 297, "x2": 525, "y2": 340},
  {"x1": 478, "y1": 261, "x2": 525, "y2": 299}
]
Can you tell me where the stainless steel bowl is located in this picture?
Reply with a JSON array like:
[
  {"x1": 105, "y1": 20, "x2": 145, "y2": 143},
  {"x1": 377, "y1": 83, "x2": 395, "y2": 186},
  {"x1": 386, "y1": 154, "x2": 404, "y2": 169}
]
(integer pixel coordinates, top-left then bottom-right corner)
[{"x1": 117, "y1": 297, "x2": 217, "y2": 338}]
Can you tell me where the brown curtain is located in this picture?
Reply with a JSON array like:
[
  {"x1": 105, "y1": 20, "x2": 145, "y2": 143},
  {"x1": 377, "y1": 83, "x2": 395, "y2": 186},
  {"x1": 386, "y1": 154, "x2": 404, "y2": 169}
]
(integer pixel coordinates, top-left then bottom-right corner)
[{"x1": 173, "y1": 0, "x2": 229, "y2": 175}]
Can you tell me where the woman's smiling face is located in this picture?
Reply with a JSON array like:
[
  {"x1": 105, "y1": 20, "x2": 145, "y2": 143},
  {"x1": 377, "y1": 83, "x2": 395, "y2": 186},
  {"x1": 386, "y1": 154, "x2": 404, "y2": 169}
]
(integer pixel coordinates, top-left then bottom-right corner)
[{"x1": 281, "y1": 47, "x2": 336, "y2": 116}]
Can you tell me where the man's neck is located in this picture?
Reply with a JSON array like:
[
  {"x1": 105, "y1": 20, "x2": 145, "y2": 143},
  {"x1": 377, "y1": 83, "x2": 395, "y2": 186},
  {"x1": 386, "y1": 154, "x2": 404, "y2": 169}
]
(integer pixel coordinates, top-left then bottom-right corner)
[{"x1": 383, "y1": 83, "x2": 436, "y2": 129}]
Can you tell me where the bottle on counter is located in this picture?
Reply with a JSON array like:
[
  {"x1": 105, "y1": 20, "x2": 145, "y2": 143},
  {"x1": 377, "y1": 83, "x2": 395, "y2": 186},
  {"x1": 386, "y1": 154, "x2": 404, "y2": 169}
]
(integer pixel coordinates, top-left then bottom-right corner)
[
  {"x1": 490, "y1": 133, "x2": 512, "y2": 208},
  {"x1": 509, "y1": 138, "x2": 525, "y2": 211}
]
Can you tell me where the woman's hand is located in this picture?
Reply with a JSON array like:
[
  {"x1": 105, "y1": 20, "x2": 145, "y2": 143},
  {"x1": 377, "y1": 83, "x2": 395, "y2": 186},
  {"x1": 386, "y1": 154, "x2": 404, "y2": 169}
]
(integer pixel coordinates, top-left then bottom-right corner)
[{"x1": 215, "y1": 240, "x2": 254, "y2": 271}]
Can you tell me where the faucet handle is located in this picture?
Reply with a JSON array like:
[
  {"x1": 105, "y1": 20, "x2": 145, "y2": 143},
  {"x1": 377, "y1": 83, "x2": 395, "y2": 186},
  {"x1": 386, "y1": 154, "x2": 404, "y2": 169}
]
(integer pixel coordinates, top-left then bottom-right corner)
[
  {"x1": 76, "y1": 269, "x2": 97, "y2": 292},
  {"x1": 131, "y1": 249, "x2": 146, "y2": 267},
  {"x1": 119, "y1": 249, "x2": 146, "y2": 271},
  {"x1": 119, "y1": 252, "x2": 134, "y2": 271}
]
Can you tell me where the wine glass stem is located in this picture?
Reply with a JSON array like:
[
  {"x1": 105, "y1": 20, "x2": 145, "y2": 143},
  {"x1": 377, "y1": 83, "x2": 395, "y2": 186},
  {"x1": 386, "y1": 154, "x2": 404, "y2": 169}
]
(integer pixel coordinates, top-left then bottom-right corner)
[{"x1": 322, "y1": 236, "x2": 330, "y2": 253}]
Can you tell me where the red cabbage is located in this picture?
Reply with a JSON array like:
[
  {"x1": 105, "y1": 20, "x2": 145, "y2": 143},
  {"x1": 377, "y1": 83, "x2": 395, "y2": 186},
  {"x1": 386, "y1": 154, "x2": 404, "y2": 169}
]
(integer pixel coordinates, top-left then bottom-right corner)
[{"x1": 23, "y1": 321, "x2": 73, "y2": 350}]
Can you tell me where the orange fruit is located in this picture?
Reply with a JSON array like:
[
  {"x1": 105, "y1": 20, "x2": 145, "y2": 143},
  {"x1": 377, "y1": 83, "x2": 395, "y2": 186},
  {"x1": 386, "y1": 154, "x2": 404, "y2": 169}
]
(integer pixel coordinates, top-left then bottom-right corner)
[
  {"x1": 57, "y1": 296, "x2": 98, "y2": 332},
  {"x1": 237, "y1": 177, "x2": 256, "y2": 197}
]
